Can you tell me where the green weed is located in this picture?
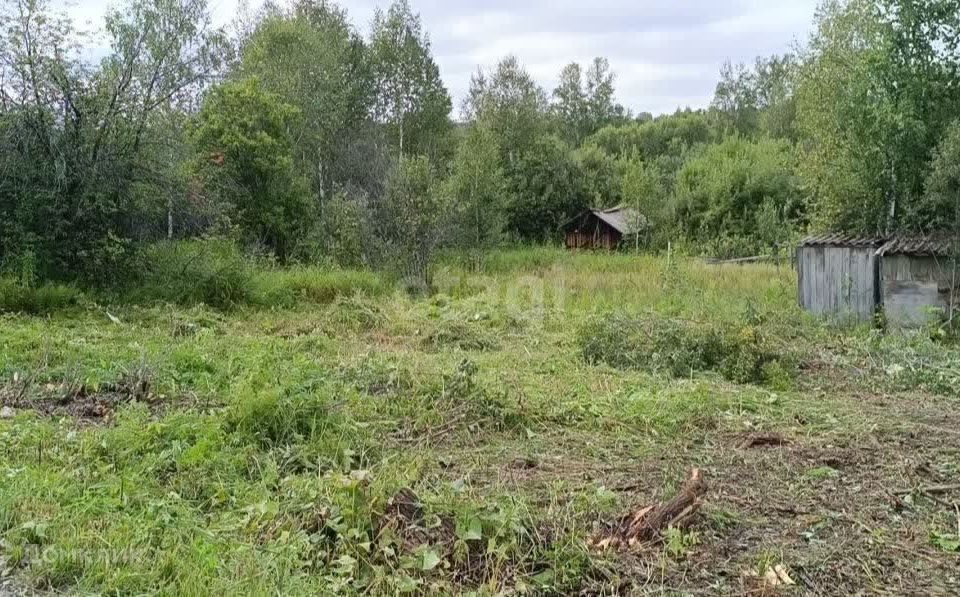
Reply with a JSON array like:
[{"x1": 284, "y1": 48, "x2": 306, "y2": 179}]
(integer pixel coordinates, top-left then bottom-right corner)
[{"x1": 0, "y1": 277, "x2": 82, "y2": 315}]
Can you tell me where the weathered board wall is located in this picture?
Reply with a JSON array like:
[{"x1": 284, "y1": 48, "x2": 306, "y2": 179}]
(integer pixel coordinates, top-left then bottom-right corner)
[
  {"x1": 797, "y1": 245, "x2": 878, "y2": 321},
  {"x1": 564, "y1": 217, "x2": 622, "y2": 250},
  {"x1": 880, "y1": 255, "x2": 954, "y2": 327}
]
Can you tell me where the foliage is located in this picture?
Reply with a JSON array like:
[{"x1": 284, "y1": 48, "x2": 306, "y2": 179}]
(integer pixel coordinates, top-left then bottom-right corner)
[
  {"x1": 712, "y1": 54, "x2": 797, "y2": 139},
  {"x1": 575, "y1": 143, "x2": 622, "y2": 209},
  {"x1": 132, "y1": 239, "x2": 389, "y2": 309},
  {"x1": 239, "y1": 2, "x2": 373, "y2": 198},
  {"x1": 552, "y1": 58, "x2": 627, "y2": 145},
  {"x1": 587, "y1": 110, "x2": 717, "y2": 162},
  {"x1": 923, "y1": 120, "x2": 960, "y2": 234},
  {"x1": 369, "y1": 0, "x2": 453, "y2": 161},
  {"x1": 795, "y1": 0, "x2": 960, "y2": 234},
  {"x1": 191, "y1": 78, "x2": 315, "y2": 262},
  {"x1": 7, "y1": 0, "x2": 960, "y2": 287},
  {"x1": 712, "y1": 61, "x2": 760, "y2": 135},
  {"x1": 375, "y1": 155, "x2": 448, "y2": 291},
  {"x1": 462, "y1": 55, "x2": 549, "y2": 164},
  {"x1": 506, "y1": 135, "x2": 584, "y2": 240},
  {"x1": 0, "y1": 278, "x2": 82, "y2": 315},
  {"x1": 0, "y1": 0, "x2": 225, "y2": 283},
  {"x1": 672, "y1": 136, "x2": 801, "y2": 256},
  {"x1": 310, "y1": 191, "x2": 373, "y2": 268},
  {"x1": 133, "y1": 240, "x2": 254, "y2": 309},
  {"x1": 620, "y1": 156, "x2": 668, "y2": 247},
  {"x1": 445, "y1": 126, "x2": 509, "y2": 268}
]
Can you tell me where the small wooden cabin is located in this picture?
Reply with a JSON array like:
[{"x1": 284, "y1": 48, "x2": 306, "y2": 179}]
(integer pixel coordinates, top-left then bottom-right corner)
[
  {"x1": 562, "y1": 207, "x2": 645, "y2": 250},
  {"x1": 797, "y1": 235, "x2": 955, "y2": 327}
]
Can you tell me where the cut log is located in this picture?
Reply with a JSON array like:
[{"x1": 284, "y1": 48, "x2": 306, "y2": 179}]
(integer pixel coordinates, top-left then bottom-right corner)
[{"x1": 590, "y1": 468, "x2": 707, "y2": 550}]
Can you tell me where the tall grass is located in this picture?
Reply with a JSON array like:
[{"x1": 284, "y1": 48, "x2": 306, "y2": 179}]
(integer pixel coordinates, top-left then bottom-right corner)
[
  {"x1": 130, "y1": 240, "x2": 391, "y2": 310},
  {"x1": 0, "y1": 277, "x2": 82, "y2": 314},
  {"x1": 437, "y1": 247, "x2": 801, "y2": 326},
  {"x1": 252, "y1": 267, "x2": 389, "y2": 307}
]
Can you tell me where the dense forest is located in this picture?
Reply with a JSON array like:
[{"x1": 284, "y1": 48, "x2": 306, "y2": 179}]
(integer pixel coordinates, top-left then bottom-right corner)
[{"x1": 1, "y1": 0, "x2": 959, "y2": 288}]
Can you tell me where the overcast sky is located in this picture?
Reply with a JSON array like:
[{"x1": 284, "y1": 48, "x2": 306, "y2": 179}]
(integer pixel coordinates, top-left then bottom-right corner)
[{"x1": 65, "y1": 0, "x2": 820, "y2": 116}]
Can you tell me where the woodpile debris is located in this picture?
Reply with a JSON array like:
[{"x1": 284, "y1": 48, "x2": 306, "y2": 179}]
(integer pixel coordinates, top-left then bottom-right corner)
[{"x1": 590, "y1": 468, "x2": 707, "y2": 550}]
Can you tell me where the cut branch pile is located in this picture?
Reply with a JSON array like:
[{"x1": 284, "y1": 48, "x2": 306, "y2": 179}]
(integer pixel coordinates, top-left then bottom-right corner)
[{"x1": 590, "y1": 468, "x2": 707, "y2": 551}]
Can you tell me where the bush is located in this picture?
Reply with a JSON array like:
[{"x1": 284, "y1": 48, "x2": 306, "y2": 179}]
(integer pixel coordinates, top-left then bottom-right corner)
[
  {"x1": 0, "y1": 277, "x2": 82, "y2": 315},
  {"x1": 305, "y1": 191, "x2": 372, "y2": 268},
  {"x1": 580, "y1": 314, "x2": 790, "y2": 385},
  {"x1": 134, "y1": 240, "x2": 253, "y2": 309}
]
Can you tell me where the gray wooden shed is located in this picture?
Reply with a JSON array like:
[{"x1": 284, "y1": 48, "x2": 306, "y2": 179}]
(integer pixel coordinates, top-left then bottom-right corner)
[
  {"x1": 797, "y1": 235, "x2": 884, "y2": 322},
  {"x1": 798, "y1": 235, "x2": 956, "y2": 327},
  {"x1": 876, "y1": 237, "x2": 955, "y2": 327}
]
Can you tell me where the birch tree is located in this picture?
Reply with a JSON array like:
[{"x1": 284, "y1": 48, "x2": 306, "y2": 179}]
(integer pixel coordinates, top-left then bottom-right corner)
[
  {"x1": 445, "y1": 126, "x2": 508, "y2": 269},
  {"x1": 369, "y1": 0, "x2": 452, "y2": 161}
]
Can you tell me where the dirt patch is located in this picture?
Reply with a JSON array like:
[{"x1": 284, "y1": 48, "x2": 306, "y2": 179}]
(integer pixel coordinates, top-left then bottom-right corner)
[
  {"x1": 600, "y1": 404, "x2": 960, "y2": 594},
  {"x1": 738, "y1": 432, "x2": 791, "y2": 448},
  {"x1": 442, "y1": 385, "x2": 960, "y2": 595},
  {"x1": 376, "y1": 488, "x2": 453, "y2": 554},
  {"x1": 0, "y1": 371, "x2": 171, "y2": 423}
]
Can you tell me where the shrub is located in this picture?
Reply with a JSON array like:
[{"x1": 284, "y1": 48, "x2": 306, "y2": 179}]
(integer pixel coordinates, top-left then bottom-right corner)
[
  {"x1": 580, "y1": 314, "x2": 790, "y2": 385},
  {"x1": 134, "y1": 240, "x2": 253, "y2": 309},
  {"x1": 306, "y1": 191, "x2": 372, "y2": 268},
  {"x1": 0, "y1": 277, "x2": 82, "y2": 315}
]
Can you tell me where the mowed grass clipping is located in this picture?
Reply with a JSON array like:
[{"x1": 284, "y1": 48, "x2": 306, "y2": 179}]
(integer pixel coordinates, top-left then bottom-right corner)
[{"x1": 1, "y1": 249, "x2": 959, "y2": 594}]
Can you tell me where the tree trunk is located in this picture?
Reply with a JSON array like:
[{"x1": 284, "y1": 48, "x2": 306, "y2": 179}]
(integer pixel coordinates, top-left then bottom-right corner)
[
  {"x1": 167, "y1": 195, "x2": 174, "y2": 240},
  {"x1": 885, "y1": 152, "x2": 898, "y2": 234}
]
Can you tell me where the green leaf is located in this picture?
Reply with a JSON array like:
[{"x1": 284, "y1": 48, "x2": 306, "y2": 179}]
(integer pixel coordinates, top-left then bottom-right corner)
[
  {"x1": 420, "y1": 548, "x2": 441, "y2": 571},
  {"x1": 532, "y1": 568, "x2": 555, "y2": 587},
  {"x1": 464, "y1": 516, "x2": 482, "y2": 541}
]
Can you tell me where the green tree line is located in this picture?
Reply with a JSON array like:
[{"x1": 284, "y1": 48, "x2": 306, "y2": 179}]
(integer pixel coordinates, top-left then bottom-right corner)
[{"x1": 1, "y1": 0, "x2": 959, "y2": 287}]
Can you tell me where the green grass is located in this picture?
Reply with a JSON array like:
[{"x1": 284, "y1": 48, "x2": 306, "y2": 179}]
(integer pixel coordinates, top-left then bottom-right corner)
[
  {"x1": 128, "y1": 240, "x2": 390, "y2": 310},
  {"x1": 1, "y1": 249, "x2": 958, "y2": 594},
  {"x1": 0, "y1": 277, "x2": 83, "y2": 315}
]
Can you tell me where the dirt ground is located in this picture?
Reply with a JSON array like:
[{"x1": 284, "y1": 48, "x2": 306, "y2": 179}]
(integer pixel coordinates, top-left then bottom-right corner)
[{"x1": 440, "y1": 370, "x2": 960, "y2": 595}]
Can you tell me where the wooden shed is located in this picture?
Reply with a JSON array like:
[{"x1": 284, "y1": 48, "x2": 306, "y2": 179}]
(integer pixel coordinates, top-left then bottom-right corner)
[
  {"x1": 562, "y1": 207, "x2": 645, "y2": 250},
  {"x1": 876, "y1": 237, "x2": 955, "y2": 328},
  {"x1": 797, "y1": 235, "x2": 956, "y2": 327},
  {"x1": 797, "y1": 235, "x2": 883, "y2": 322}
]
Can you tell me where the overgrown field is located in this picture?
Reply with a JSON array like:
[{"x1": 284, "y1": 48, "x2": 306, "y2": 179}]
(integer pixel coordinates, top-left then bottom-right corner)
[{"x1": 1, "y1": 250, "x2": 959, "y2": 595}]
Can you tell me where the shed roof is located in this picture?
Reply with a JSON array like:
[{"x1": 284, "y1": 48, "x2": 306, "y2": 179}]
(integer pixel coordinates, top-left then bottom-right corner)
[
  {"x1": 799, "y1": 234, "x2": 954, "y2": 257},
  {"x1": 564, "y1": 207, "x2": 646, "y2": 235},
  {"x1": 799, "y1": 234, "x2": 885, "y2": 248},
  {"x1": 875, "y1": 237, "x2": 952, "y2": 257}
]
